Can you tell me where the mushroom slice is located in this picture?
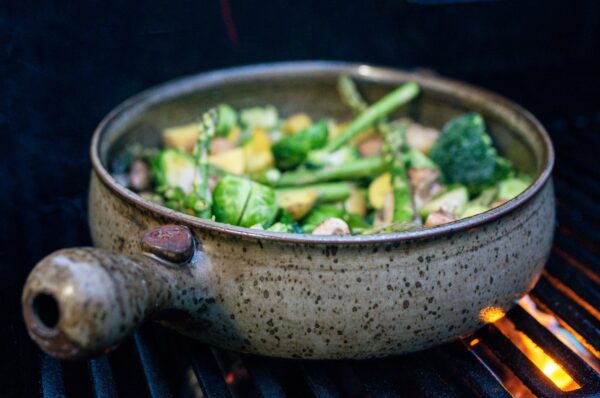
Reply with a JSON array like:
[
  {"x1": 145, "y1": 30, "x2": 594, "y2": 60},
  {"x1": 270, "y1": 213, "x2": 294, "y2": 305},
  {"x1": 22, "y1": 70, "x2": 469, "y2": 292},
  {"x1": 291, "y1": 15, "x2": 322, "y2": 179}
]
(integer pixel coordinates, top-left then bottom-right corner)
[
  {"x1": 312, "y1": 217, "x2": 351, "y2": 236},
  {"x1": 408, "y1": 167, "x2": 444, "y2": 210},
  {"x1": 129, "y1": 160, "x2": 151, "y2": 192},
  {"x1": 406, "y1": 122, "x2": 440, "y2": 154},
  {"x1": 424, "y1": 209, "x2": 457, "y2": 227}
]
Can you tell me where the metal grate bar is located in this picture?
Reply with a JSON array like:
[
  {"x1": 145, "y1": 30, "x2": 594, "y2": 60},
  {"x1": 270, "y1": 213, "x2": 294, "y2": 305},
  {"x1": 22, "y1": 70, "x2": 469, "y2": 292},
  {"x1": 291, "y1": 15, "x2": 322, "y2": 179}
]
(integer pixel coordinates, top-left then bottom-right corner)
[
  {"x1": 133, "y1": 328, "x2": 174, "y2": 398},
  {"x1": 433, "y1": 343, "x2": 511, "y2": 398},
  {"x1": 545, "y1": 258, "x2": 600, "y2": 310},
  {"x1": 554, "y1": 167, "x2": 600, "y2": 201},
  {"x1": 350, "y1": 359, "x2": 401, "y2": 398},
  {"x1": 298, "y1": 361, "x2": 343, "y2": 398},
  {"x1": 242, "y1": 355, "x2": 287, "y2": 397},
  {"x1": 40, "y1": 353, "x2": 66, "y2": 398},
  {"x1": 532, "y1": 278, "x2": 600, "y2": 353},
  {"x1": 189, "y1": 343, "x2": 232, "y2": 398},
  {"x1": 554, "y1": 234, "x2": 600, "y2": 277},
  {"x1": 507, "y1": 306, "x2": 600, "y2": 390},
  {"x1": 477, "y1": 325, "x2": 561, "y2": 397},
  {"x1": 554, "y1": 180, "x2": 600, "y2": 224},
  {"x1": 557, "y1": 207, "x2": 600, "y2": 249},
  {"x1": 386, "y1": 355, "x2": 460, "y2": 398},
  {"x1": 88, "y1": 356, "x2": 118, "y2": 398}
]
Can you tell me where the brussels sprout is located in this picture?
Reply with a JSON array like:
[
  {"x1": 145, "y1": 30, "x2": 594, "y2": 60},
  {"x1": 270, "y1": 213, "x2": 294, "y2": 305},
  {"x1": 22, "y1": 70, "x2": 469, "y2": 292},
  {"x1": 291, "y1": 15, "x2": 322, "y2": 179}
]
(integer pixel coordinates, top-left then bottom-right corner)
[
  {"x1": 212, "y1": 175, "x2": 278, "y2": 228},
  {"x1": 240, "y1": 106, "x2": 279, "y2": 129},
  {"x1": 497, "y1": 177, "x2": 531, "y2": 201},
  {"x1": 272, "y1": 121, "x2": 329, "y2": 169},
  {"x1": 238, "y1": 181, "x2": 278, "y2": 228},
  {"x1": 461, "y1": 187, "x2": 498, "y2": 218},
  {"x1": 420, "y1": 185, "x2": 469, "y2": 218},
  {"x1": 216, "y1": 104, "x2": 238, "y2": 137},
  {"x1": 212, "y1": 175, "x2": 253, "y2": 225},
  {"x1": 151, "y1": 148, "x2": 196, "y2": 192}
]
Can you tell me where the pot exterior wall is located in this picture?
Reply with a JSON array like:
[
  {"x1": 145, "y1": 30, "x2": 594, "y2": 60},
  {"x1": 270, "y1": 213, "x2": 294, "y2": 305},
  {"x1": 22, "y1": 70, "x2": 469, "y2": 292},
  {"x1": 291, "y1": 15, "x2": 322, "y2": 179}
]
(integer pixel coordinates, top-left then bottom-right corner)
[{"x1": 89, "y1": 172, "x2": 554, "y2": 358}]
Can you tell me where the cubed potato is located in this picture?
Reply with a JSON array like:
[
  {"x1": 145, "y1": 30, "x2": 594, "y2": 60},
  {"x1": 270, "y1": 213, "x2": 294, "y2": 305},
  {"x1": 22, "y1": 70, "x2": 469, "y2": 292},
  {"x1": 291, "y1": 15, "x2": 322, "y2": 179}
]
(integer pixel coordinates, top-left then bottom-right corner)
[
  {"x1": 162, "y1": 123, "x2": 200, "y2": 153},
  {"x1": 282, "y1": 113, "x2": 312, "y2": 135},
  {"x1": 345, "y1": 189, "x2": 367, "y2": 217},
  {"x1": 368, "y1": 172, "x2": 392, "y2": 210},
  {"x1": 209, "y1": 148, "x2": 245, "y2": 174},
  {"x1": 277, "y1": 189, "x2": 318, "y2": 220},
  {"x1": 244, "y1": 127, "x2": 274, "y2": 174}
]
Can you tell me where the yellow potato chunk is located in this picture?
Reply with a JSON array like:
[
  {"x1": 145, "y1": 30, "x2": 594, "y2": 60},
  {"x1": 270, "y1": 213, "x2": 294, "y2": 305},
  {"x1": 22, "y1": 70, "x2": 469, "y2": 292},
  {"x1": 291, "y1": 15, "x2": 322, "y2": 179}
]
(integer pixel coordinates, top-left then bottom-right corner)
[
  {"x1": 368, "y1": 172, "x2": 392, "y2": 210},
  {"x1": 277, "y1": 189, "x2": 318, "y2": 220},
  {"x1": 162, "y1": 123, "x2": 199, "y2": 153},
  {"x1": 283, "y1": 113, "x2": 312, "y2": 135},
  {"x1": 345, "y1": 189, "x2": 367, "y2": 217},
  {"x1": 244, "y1": 127, "x2": 274, "y2": 174},
  {"x1": 209, "y1": 148, "x2": 245, "y2": 175}
]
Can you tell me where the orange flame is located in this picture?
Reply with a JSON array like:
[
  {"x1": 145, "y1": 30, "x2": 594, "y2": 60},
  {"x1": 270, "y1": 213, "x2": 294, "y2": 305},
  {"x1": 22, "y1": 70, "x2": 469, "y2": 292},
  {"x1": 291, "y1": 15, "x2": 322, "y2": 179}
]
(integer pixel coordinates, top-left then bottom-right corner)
[{"x1": 494, "y1": 316, "x2": 581, "y2": 392}]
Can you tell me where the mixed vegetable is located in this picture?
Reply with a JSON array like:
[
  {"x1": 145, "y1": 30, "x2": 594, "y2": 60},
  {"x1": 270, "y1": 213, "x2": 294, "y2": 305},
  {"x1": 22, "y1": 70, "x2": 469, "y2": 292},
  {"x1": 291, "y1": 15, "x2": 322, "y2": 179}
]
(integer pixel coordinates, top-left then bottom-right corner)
[{"x1": 112, "y1": 77, "x2": 532, "y2": 236}]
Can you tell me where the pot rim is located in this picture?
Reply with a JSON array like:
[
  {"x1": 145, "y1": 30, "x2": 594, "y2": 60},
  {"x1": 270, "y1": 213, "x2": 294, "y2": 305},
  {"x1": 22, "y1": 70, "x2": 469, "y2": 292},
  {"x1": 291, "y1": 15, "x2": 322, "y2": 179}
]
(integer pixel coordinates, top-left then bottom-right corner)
[{"x1": 90, "y1": 61, "x2": 554, "y2": 245}]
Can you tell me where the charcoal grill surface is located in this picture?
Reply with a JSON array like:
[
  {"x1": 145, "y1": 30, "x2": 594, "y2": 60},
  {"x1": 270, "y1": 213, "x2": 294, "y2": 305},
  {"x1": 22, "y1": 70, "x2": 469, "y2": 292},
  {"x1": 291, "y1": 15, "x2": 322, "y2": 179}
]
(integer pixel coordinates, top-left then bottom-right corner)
[{"x1": 34, "y1": 113, "x2": 600, "y2": 398}]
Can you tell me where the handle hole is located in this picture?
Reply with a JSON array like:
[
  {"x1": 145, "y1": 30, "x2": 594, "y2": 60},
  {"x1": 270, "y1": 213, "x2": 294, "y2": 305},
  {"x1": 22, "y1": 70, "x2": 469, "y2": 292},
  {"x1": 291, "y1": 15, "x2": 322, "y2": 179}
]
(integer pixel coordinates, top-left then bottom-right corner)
[{"x1": 32, "y1": 293, "x2": 60, "y2": 329}]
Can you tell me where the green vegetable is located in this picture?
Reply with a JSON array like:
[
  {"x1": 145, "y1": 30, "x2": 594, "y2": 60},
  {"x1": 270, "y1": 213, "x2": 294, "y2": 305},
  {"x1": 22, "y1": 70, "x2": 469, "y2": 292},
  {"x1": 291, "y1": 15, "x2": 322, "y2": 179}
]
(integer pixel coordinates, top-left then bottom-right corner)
[
  {"x1": 151, "y1": 148, "x2": 196, "y2": 192},
  {"x1": 216, "y1": 104, "x2": 238, "y2": 136},
  {"x1": 212, "y1": 175, "x2": 278, "y2": 228},
  {"x1": 381, "y1": 120, "x2": 415, "y2": 223},
  {"x1": 307, "y1": 82, "x2": 420, "y2": 165},
  {"x1": 497, "y1": 177, "x2": 531, "y2": 200},
  {"x1": 420, "y1": 185, "x2": 469, "y2": 218},
  {"x1": 429, "y1": 113, "x2": 512, "y2": 194},
  {"x1": 345, "y1": 213, "x2": 370, "y2": 234},
  {"x1": 461, "y1": 187, "x2": 498, "y2": 218},
  {"x1": 250, "y1": 168, "x2": 282, "y2": 186},
  {"x1": 405, "y1": 148, "x2": 438, "y2": 170},
  {"x1": 277, "y1": 209, "x2": 304, "y2": 233},
  {"x1": 277, "y1": 156, "x2": 386, "y2": 187},
  {"x1": 338, "y1": 75, "x2": 368, "y2": 113},
  {"x1": 191, "y1": 109, "x2": 218, "y2": 218},
  {"x1": 276, "y1": 182, "x2": 353, "y2": 204},
  {"x1": 240, "y1": 106, "x2": 278, "y2": 129},
  {"x1": 267, "y1": 222, "x2": 294, "y2": 233},
  {"x1": 318, "y1": 146, "x2": 360, "y2": 168},
  {"x1": 301, "y1": 205, "x2": 345, "y2": 233},
  {"x1": 272, "y1": 121, "x2": 328, "y2": 169}
]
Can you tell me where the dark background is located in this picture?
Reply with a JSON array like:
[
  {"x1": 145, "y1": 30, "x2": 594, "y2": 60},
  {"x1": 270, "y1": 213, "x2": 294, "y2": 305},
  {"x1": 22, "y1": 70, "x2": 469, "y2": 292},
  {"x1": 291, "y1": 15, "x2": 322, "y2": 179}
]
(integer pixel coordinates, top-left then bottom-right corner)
[{"x1": 1, "y1": 0, "x2": 599, "y2": 396}]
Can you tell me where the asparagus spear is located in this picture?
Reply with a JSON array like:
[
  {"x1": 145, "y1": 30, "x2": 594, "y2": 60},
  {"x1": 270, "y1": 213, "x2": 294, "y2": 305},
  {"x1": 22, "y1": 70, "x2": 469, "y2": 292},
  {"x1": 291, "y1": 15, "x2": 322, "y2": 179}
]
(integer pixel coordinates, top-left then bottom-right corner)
[
  {"x1": 307, "y1": 82, "x2": 419, "y2": 165},
  {"x1": 277, "y1": 156, "x2": 385, "y2": 187},
  {"x1": 381, "y1": 120, "x2": 417, "y2": 224},
  {"x1": 190, "y1": 108, "x2": 218, "y2": 218},
  {"x1": 276, "y1": 182, "x2": 353, "y2": 204}
]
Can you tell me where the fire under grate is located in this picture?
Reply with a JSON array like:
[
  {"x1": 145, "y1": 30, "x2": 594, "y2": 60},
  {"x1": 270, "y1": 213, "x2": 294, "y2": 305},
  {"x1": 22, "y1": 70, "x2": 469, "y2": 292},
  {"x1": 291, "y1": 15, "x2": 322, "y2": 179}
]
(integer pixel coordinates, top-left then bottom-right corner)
[{"x1": 36, "y1": 113, "x2": 600, "y2": 398}]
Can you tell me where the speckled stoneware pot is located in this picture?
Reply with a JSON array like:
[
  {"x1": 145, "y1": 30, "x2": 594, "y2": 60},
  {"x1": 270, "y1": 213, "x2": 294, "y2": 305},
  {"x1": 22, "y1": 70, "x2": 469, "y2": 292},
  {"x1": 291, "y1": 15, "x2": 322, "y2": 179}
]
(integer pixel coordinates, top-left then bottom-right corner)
[{"x1": 22, "y1": 62, "x2": 555, "y2": 360}]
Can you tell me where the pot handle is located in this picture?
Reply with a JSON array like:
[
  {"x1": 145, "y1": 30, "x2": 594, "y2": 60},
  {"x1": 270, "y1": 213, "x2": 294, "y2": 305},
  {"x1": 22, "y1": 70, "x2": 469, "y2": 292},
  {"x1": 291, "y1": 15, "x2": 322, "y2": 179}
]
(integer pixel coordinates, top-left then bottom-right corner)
[{"x1": 22, "y1": 225, "x2": 197, "y2": 360}]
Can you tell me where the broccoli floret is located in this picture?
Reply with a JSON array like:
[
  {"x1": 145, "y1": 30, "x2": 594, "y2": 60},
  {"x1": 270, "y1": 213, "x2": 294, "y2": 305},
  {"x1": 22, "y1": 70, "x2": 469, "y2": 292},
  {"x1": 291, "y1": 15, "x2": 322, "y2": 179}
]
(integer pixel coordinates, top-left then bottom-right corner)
[{"x1": 429, "y1": 113, "x2": 512, "y2": 194}]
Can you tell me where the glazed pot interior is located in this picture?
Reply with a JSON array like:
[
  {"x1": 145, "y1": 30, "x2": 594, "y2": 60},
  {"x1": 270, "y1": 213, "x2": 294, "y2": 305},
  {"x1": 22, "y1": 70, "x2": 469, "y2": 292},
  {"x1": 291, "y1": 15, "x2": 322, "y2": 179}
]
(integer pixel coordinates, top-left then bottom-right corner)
[{"x1": 98, "y1": 63, "x2": 547, "y2": 176}]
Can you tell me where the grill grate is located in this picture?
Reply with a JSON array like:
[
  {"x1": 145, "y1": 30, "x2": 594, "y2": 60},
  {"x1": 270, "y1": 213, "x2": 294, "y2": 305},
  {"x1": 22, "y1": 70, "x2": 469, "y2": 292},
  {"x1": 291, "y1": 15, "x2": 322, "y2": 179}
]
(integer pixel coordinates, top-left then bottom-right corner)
[{"x1": 38, "y1": 113, "x2": 600, "y2": 398}]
